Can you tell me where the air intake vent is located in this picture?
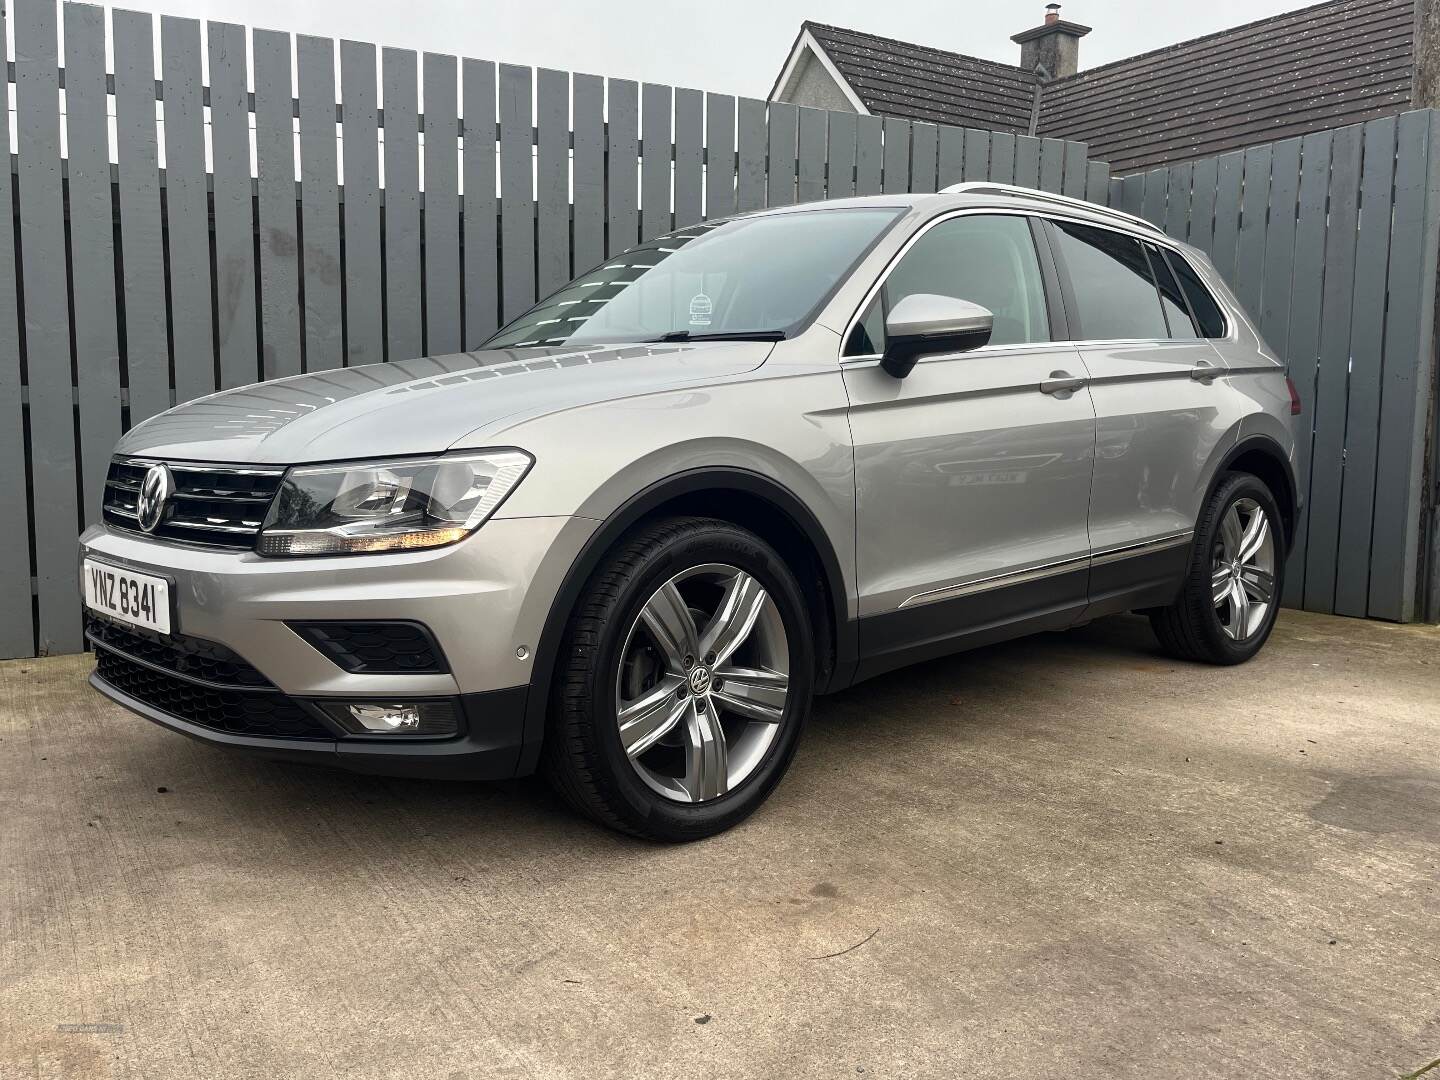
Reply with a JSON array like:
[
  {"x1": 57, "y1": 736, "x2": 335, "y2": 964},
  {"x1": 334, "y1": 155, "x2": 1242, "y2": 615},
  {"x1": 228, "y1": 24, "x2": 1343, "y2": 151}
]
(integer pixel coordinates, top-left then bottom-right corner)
[{"x1": 102, "y1": 457, "x2": 285, "y2": 550}]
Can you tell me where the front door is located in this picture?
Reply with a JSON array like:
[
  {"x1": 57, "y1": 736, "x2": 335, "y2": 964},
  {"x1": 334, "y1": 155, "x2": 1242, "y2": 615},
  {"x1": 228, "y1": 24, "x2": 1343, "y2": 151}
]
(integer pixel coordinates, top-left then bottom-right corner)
[{"x1": 842, "y1": 213, "x2": 1096, "y2": 678}]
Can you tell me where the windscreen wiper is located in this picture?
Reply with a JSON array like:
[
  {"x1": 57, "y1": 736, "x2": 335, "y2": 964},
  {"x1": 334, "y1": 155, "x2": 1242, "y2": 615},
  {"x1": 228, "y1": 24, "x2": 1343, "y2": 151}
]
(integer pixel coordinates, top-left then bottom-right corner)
[{"x1": 648, "y1": 330, "x2": 787, "y2": 343}]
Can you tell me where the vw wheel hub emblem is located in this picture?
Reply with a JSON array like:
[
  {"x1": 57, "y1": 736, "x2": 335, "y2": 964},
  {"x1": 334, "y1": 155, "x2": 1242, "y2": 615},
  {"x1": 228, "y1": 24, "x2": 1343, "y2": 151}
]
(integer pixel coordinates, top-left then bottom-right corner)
[
  {"x1": 687, "y1": 667, "x2": 713, "y2": 696},
  {"x1": 136, "y1": 463, "x2": 173, "y2": 533}
]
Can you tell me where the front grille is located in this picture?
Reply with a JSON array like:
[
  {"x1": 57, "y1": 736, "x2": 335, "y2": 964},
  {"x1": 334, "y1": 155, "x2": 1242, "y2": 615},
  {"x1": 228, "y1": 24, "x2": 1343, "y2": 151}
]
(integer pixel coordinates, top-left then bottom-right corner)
[
  {"x1": 85, "y1": 613, "x2": 274, "y2": 689},
  {"x1": 102, "y1": 457, "x2": 285, "y2": 549},
  {"x1": 290, "y1": 621, "x2": 450, "y2": 674},
  {"x1": 94, "y1": 649, "x2": 331, "y2": 740}
]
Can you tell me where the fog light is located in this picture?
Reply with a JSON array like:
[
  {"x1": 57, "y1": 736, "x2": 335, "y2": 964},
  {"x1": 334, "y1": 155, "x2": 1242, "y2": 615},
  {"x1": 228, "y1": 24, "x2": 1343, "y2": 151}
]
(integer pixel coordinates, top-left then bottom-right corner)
[{"x1": 314, "y1": 699, "x2": 461, "y2": 738}]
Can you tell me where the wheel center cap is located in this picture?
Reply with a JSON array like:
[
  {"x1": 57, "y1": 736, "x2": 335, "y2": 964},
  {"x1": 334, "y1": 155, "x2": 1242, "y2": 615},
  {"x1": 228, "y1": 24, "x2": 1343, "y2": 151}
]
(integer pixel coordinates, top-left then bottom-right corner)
[{"x1": 688, "y1": 667, "x2": 713, "y2": 696}]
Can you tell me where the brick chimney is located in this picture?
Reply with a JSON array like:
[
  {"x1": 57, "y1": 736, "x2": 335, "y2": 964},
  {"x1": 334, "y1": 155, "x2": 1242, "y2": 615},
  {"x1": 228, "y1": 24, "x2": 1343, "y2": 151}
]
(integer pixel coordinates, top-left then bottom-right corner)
[{"x1": 1012, "y1": 3, "x2": 1092, "y2": 80}]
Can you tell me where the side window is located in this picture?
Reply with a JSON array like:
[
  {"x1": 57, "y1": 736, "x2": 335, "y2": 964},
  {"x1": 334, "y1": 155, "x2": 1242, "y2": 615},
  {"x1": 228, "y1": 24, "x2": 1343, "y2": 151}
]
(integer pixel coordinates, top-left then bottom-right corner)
[
  {"x1": 845, "y1": 214, "x2": 1050, "y2": 356},
  {"x1": 1050, "y1": 220, "x2": 1168, "y2": 341},
  {"x1": 1165, "y1": 251, "x2": 1228, "y2": 339},
  {"x1": 1145, "y1": 243, "x2": 1199, "y2": 340}
]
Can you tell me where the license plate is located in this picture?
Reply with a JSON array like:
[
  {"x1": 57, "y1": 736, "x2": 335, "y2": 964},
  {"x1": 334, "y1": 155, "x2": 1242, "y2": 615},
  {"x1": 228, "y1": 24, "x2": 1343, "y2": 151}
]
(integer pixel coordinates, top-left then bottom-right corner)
[{"x1": 83, "y1": 558, "x2": 172, "y2": 635}]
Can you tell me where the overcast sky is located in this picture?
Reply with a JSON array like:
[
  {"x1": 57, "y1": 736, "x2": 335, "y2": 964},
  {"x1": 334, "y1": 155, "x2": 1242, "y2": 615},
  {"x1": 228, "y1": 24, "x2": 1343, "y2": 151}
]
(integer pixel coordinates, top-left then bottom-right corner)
[{"x1": 94, "y1": 0, "x2": 1319, "y2": 98}]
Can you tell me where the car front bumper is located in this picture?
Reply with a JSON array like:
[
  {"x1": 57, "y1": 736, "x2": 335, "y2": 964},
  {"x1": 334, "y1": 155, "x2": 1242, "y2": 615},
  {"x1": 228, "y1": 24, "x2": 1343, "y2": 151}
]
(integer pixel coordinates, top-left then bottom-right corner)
[{"x1": 79, "y1": 515, "x2": 598, "y2": 778}]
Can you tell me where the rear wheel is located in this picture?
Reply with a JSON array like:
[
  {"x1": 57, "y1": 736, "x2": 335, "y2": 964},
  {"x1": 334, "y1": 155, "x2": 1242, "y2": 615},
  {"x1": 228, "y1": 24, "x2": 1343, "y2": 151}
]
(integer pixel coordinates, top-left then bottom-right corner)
[
  {"x1": 1150, "y1": 472, "x2": 1284, "y2": 665},
  {"x1": 544, "y1": 517, "x2": 814, "y2": 841}
]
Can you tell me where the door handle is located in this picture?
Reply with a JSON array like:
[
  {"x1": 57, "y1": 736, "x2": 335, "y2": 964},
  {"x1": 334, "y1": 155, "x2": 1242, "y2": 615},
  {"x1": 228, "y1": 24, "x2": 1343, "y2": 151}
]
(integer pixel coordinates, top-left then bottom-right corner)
[
  {"x1": 1190, "y1": 360, "x2": 1220, "y2": 382},
  {"x1": 1040, "y1": 370, "x2": 1088, "y2": 396}
]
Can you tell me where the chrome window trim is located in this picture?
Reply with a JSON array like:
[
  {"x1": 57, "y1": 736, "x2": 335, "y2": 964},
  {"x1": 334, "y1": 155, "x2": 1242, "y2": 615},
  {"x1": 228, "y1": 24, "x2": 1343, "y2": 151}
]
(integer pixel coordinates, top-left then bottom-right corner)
[{"x1": 837, "y1": 205, "x2": 1233, "y2": 364}]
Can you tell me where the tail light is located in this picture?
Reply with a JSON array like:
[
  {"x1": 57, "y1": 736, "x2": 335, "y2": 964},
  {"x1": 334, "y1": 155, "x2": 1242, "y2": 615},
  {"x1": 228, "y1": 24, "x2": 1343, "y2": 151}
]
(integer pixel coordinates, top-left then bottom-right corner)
[{"x1": 1285, "y1": 376, "x2": 1303, "y2": 416}]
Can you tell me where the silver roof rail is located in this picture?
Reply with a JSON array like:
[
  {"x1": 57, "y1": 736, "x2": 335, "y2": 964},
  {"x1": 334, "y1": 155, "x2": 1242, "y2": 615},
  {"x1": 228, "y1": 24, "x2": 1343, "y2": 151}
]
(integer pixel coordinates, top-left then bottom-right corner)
[{"x1": 939, "y1": 181, "x2": 1162, "y2": 236}]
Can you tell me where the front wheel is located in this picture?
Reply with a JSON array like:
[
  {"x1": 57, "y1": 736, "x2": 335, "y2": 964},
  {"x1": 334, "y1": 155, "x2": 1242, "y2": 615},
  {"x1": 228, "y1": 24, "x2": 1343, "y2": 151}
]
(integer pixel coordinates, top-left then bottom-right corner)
[
  {"x1": 1150, "y1": 472, "x2": 1285, "y2": 665},
  {"x1": 544, "y1": 517, "x2": 815, "y2": 841}
]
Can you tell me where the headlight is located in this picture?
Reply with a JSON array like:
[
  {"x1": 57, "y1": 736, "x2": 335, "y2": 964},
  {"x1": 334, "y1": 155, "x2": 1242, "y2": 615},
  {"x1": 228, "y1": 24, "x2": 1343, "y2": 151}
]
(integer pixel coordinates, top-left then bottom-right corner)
[{"x1": 257, "y1": 450, "x2": 533, "y2": 556}]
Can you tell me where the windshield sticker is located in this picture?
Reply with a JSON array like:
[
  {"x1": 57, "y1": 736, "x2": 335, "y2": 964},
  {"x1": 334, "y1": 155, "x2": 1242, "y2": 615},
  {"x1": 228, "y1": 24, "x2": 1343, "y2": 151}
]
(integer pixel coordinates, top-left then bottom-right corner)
[{"x1": 688, "y1": 293, "x2": 713, "y2": 326}]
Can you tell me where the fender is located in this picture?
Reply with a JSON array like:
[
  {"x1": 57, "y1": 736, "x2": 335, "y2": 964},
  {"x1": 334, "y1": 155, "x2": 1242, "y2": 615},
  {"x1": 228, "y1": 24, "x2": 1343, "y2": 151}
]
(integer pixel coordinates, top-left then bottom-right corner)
[{"x1": 514, "y1": 467, "x2": 856, "y2": 775}]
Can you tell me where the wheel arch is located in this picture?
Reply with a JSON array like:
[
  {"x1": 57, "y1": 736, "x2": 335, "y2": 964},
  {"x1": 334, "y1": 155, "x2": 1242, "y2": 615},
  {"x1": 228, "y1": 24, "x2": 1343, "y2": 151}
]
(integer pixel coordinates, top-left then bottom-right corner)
[
  {"x1": 515, "y1": 467, "x2": 856, "y2": 775},
  {"x1": 1212, "y1": 434, "x2": 1299, "y2": 552}
]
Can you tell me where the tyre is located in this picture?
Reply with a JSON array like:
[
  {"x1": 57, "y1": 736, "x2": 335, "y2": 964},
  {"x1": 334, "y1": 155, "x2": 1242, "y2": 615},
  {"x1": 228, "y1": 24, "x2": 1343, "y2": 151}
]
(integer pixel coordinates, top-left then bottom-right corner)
[
  {"x1": 1150, "y1": 472, "x2": 1285, "y2": 665},
  {"x1": 544, "y1": 516, "x2": 815, "y2": 841}
]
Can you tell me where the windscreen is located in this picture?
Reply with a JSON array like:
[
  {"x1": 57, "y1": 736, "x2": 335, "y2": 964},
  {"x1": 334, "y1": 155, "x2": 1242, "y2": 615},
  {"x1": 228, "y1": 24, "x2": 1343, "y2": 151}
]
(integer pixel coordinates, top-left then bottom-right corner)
[{"x1": 483, "y1": 208, "x2": 901, "y2": 348}]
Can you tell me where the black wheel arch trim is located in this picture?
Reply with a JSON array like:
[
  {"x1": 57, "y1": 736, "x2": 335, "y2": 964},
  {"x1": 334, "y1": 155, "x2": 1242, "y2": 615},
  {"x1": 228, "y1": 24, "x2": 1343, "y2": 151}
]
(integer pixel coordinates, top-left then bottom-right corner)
[
  {"x1": 514, "y1": 467, "x2": 857, "y2": 776},
  {"x1": 1211, "y1": 434, "x2": 1299, "y2": 553}
]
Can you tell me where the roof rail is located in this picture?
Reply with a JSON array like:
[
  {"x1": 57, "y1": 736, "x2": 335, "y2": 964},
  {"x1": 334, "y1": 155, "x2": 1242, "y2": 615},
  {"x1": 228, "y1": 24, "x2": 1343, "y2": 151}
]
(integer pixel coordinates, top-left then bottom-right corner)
[{"x1": 939, "y1": 181, "x2": 1162, "y2": 236}]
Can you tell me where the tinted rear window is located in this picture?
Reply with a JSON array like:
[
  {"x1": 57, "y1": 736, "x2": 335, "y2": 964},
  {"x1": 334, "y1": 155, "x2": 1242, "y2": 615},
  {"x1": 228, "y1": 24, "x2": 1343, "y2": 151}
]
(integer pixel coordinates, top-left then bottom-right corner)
[
  {"x1": 1050, "y1": 220, "x2": 1168, "y2": 341},
  {"x1": 1165, "y1": 251, "x2": 1228, "y2": 339}
]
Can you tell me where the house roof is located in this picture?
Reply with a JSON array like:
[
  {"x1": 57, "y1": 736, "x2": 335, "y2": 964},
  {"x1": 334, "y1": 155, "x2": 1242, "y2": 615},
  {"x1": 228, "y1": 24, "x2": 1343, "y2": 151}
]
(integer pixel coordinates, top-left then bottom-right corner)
[
  {"x1": 798, "y1": 22, "x2": 1039, "y2": 135},
  {"x1": 778, "y1": 0, "x2": 1415, "y2": 175}
]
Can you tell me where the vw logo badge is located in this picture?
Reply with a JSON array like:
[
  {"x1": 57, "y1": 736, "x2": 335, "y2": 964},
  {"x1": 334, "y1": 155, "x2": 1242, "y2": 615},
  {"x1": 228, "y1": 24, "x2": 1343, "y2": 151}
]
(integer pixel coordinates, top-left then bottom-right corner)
[
  {"x1": 136, "y1": 463, "x2": 173, "y2": 533},
  {"x1": 688, "y1": 667, "x2": 712, "y2": 696}
]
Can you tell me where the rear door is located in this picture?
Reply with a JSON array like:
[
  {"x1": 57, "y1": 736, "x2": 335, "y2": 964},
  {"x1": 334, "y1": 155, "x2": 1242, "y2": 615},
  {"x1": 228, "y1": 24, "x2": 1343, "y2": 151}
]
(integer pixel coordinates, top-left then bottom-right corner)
[
  {"x1": 1041, "y1": 218, "x2": 1231, "y2": 613},
  {"x1": 842, "y1": 212, "x2": 1096, "y2": 676}
]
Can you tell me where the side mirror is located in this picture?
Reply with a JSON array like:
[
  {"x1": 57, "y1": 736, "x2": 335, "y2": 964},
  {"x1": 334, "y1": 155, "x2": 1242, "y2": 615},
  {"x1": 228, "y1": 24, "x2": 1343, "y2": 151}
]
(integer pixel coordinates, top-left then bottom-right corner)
[{"x1": 880, "y1": 294, "x2": 994, "y2": 378}]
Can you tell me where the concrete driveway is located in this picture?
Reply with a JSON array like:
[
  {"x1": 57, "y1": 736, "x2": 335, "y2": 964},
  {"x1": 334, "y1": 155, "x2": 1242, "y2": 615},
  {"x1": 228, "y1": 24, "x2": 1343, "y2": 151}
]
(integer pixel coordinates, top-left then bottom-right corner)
[{"x1": 2, "y1": 609, "x2": 1438, "y2": 1079}]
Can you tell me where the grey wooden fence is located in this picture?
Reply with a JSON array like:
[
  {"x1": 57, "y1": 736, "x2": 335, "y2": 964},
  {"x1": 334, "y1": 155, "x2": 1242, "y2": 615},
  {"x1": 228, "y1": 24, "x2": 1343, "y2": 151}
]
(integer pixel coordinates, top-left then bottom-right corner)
[
  {"x1": 0, "y1": 0, "x2": 1107, "y2": 659},
  {"x1": 1106, "y1": 113, "x2": 1440, "y2": 625}
]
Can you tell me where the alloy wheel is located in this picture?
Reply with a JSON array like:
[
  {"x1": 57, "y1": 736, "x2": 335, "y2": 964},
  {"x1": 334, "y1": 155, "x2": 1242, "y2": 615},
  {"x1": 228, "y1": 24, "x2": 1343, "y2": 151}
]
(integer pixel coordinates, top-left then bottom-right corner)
[
  {"x1": 1211, "y1": 497, "x2": 1275, "y2": 641},
  {"x1": 614, "y1": 563, "x2": 790, "y2": 803}
]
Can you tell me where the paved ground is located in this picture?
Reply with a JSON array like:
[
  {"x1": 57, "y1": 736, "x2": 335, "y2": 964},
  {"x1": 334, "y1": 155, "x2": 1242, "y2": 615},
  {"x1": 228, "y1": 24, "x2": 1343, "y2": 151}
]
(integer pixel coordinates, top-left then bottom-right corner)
[{"x1": 2, "y1": 610, "x2": 1439, "y2": 1080}]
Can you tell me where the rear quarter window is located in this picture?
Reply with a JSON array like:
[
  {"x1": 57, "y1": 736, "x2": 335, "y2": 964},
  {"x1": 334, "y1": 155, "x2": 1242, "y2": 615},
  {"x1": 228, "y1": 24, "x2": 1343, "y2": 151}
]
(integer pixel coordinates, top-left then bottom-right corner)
[{"x1": 1164, "y1": 251, "x2": 1228, "y2": 339}]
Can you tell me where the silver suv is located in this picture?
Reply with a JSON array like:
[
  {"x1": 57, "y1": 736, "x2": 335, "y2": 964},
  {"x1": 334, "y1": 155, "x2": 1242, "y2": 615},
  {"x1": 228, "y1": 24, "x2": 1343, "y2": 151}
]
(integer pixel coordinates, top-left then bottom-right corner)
[{"x1": 80, "y1": 183, "x2": 1299, "y2": 840}]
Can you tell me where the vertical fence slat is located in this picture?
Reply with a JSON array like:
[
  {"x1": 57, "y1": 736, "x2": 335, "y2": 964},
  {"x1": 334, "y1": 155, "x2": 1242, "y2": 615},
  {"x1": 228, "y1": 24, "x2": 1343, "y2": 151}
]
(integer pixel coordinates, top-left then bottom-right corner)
[
  {"x1": 797, "y1": 107, "x2": 827, "y2": 202},
  {"x1": 767, "y1": 101, "x2": 798, "y2": 206},
  {"x1": 383, "y1": 47, "x2": 422, "y2": 359},
  {"x1": 572, "y1": 73, "x2": 605, "y2": 273},
  {"x1": 1118, "y1": 173, "x2": 1145, "y2": 216},
  {"x1": 462, "y1": 59, "x2": 498, "y2": 343},
  {"x1": 1187, "y1": 156, "x2": 1219, "y2": 253},
  {"x1": 1085, "y1": 160, "x2": 1109, "y2": 203},
  {"x1": 210, "y1": 22, "x2": 259, "y2": 387},
  {"x1": 19, "y1": 0, "x2": 79, "y2": 650},
  {"x1": 499, "y1": 63, "x2": 537, "y2": 319},
  {"x1": 1259, "y1": 138, "x2": 1301, "y2": 356},
  {"x1": 1234, "y1": 144, "x2": 1273, "y2": 317},
  {"x1": 910, "y1": 122, "x2": 938, "y2": 193},
  {"x1": 161, "y1": 16, "x2": 216, "y2": 399},
  {"x1": 735, "y1": 97, "x2": 766, "y2": 211},
  {"x1": 535, "y1": 67, "x2": 571, "y2": 297},
  {"x1": 704, "y1": 93, "x2": 738, "y2": 216},
  {"x1": 1013, "y1": 134, "x2": 1041, "y2": 188},
  {"x1": 1140, "y1": 168, "x2": 1168, "y2": 227},
  {"x1": 114, "y1": 8, "x2": 169, "y2": 421},
  {"x1": 881, "y1": 117, "x2": 910, "y2": 194},
  {"x1": 1162, "y1": 162, "x2": 1193, "y2": 240},
  {"x1": 1, "y1": 0, "x2": 35, "y2": 656},
  {"x1": 989, "y1": 132, "x2": 1016, "y2": 183},
  {"x1": 341, "y1": 40, "x2": 382, "y2": 365},
  {"x1": 1061, "y1": 141, "x2": 1087, "y2": 199},
  {"x1": 1372, "y1": 110, "x2": 1440, "y2": 620},
  {"x1": 826, "y1": 111, "x2": 856, "y2": 198},
  {"x1": 963, "y1": 128, "x2": 990, "y2": 182},
  {"x1": 298, "y1": 35, "x2": 343, "y2": 371},
  {"x1": 1304, "y1": 123, "x2": 1363, "y2": 613},
  {"x1": 607, "y1": 79, "x2": 640, "y2": 252},
  {"x1": 674, "y1": 89, "x2": 704, "y2": 227},
  {"x1": 1209, "y1": 150, "x2": 1245, "y2": 287},
  {"x1": 1038, "y1": 137, "x2": 1065, "y2": 193},
  {"x1": 424, "y1": 52, "x2": 461, "y2": 353},
  {"x1": 255, "y1": 29, "x2": 302, "y2": 377},
  {"x1": 937, "y1": 125, "x2": 964, "y2": 188},
  {"x1": 1281, "y1": 131, "x2": 1334, "y2": 609},
  {"x1": 64, "y1": 1, "x2": 121, "y2": 528},
  {"x1": 641, "y1": 83, "x2": 673, "y2": 238},
  {"x1": 1334, "y1": 116, "x2": 1398, "y2": 617},
  {"x1": 854, "y1": 115, "x2": 883, "y2": 195}
]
